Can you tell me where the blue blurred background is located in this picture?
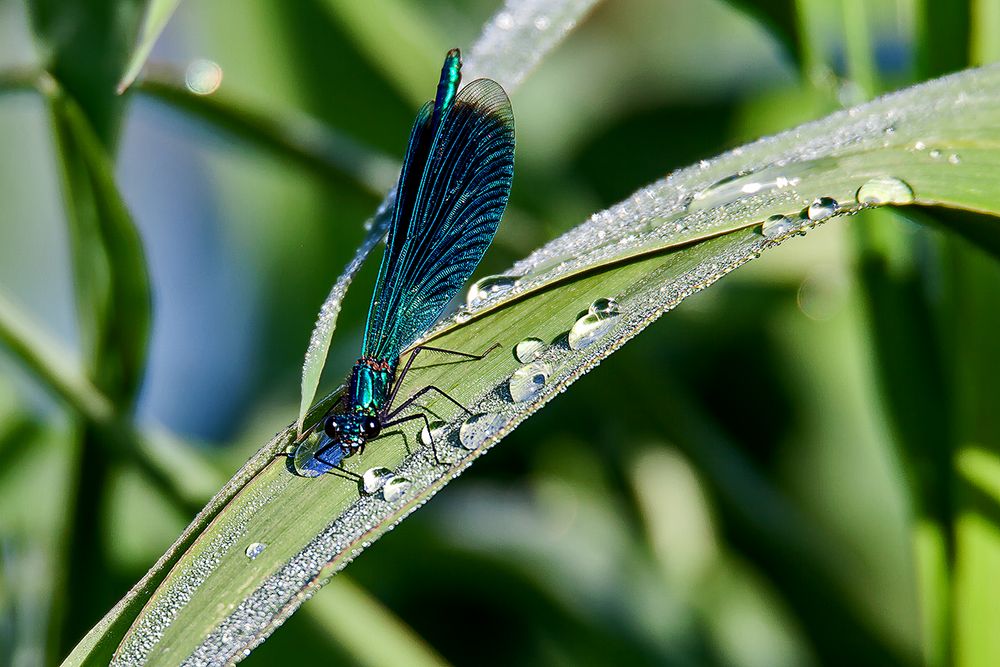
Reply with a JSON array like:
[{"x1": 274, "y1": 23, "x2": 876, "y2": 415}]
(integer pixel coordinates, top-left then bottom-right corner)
[{"x1": 3, "y1": 0, "x2": 999, "y2": 665}]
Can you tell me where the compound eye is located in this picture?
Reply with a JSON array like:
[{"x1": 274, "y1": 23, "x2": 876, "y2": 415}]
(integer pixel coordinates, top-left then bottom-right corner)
[
  {"x1": 361, "y1": 416, "x2": 381, "y2": 439},
  {"x1": 323, "y1": 416, "x2": 342, "y2": 439}
]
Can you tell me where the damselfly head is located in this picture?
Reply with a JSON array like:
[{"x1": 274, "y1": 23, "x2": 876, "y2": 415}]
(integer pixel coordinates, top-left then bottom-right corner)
[{"x1": 323, "y1": 411, "x2": 381, "y2": 452}]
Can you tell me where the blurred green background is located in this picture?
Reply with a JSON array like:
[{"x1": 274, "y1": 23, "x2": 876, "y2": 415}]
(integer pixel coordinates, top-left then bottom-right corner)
[{"x1": 2, "y1": 0, "x2": 1000, "y2": 665}]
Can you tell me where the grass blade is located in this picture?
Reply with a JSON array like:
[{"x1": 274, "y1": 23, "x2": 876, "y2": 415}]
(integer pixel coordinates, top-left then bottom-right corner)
[
  {"x1": 117, "y1": 0, "x2": 183, "y2": 94},
  {"x1": 0, "y1": 290, "x2": 112, "y2": 424},
  {"x1": 104, "y1": 63, "x2": 1000, "y2": 665},
  {"x1": 46, "y1": 79, "x2": 151, "y2": 406},
  {"x1": 463, "y1": 0, "x2": 602, "y2": 90}
]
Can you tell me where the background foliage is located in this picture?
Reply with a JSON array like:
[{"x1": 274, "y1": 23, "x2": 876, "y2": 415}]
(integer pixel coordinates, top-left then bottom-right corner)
[{"x1": 1, "y1": 0, "x2": 999, "y2": 665}]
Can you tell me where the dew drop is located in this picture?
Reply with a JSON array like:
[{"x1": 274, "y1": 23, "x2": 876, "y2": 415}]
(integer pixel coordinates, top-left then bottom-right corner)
[
  {"x1": 185, "y1": 59, "x2": 223, "y2": 95},
  {"x1": 534, "y1": 16, "x2": 550, "y2": 30},
  {"x1": 362, "y1": 467, "x2": 395, "y2": 494},
  {"x1": 929, "y1": 149, "x2": 942, "y2": 159},
  {"x1": 761, "y1": 214, "x2": 794, "y2": 239},
  {"x1": 496, "y1": 12, "x2": 514, "y2": 29},
  {"x1": 382, "y1": 476, "x2": 411, "y2": 502},
  {"x1": 509, "y1": 361, "x2": 551, "y2": 403},
  {"x1": 514, "y1": 338, "x2": 545, "y2": 363},
  {"x1": 914, "y1": 141, "x2": 926, "y2": 150},
  {"x1": 466, "y1": 275, "x2": 518, "y2": 308},
  {"x1": 589, "y1": 297, "x2": 620, "y2": 318},
  {"x1": 459, "y1": 413, "x2": 511, "y2": 450},
  {"x1": 418, "y1": 420, "x2": 446, "y2": 448},
  {"x1": 568, "y1": 309, "x2": 620, "y2": 350},
  {"x1": 855, "y1": 177, "x2": 914, "y2": 205},
  {"x1": 948, "y1": 153, "x2": 961, "y2": 165},
  {"x1": 807, "y1": 197, "x2": 839, "y2": 221},
  {"x1": 245, "y1": 542, "x2": 267, "y2": 560}
]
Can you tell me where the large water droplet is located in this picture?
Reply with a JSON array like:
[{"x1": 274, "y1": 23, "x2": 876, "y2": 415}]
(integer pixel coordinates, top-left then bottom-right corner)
[
  {"x1": 419, "y1": 420, "x2": 446, "y2": 447},
  {"x1": 807, "y1": 197, "x2": 839, "y2": 221},
  {"x1": 382, "y1": 476, "x2": 411, "y2": 502},
  {"x1": 688, "y1": 171, "x2": 799, "y2": 211},
  {"x1": 245, "y1": 542, "x2": 267, "y2": 560},
  {"x1": 466, "y1": 275, "x2": 518, "y2": 308},
  {"x1": 855, "y1": 177, "x2": 914, "y2": 205},
  {"x1": 362, "y1": 467, "x2": 395, "y2": 494},
  {"x1": 761, "y1": 214, "x2": 794, "y2": 239},
  {"x1": 509, "y1": 361, "x2": 551, "y2": 403},
  {"x1": 514, "y1": 338, "x2": 545, "y2": 363},
  {"x1": 293, "y1": 435, "x2": 338, "y2": 478},
  {"x1": 459, "y1": 413, "x2": 510, "y2": 450},
  {"x1": 568, "y1": 298, "x2": 621, "y2": 350},
  {"x1": 185, "y1": 59, "x2": 223, "y2": 95},
  {"x1": 589, "y1": 297, "x2": 620, "y2": 318}
]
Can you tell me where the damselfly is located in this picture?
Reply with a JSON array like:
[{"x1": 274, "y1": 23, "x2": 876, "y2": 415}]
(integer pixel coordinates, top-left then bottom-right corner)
[{"x1": 297, "y1": 48, "x2": 515, "y2": 475}]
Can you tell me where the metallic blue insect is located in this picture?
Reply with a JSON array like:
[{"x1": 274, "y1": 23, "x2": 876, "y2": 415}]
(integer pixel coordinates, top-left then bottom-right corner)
[{"x1": 298, "y1": 48, "x2": 515, "y2": 475}]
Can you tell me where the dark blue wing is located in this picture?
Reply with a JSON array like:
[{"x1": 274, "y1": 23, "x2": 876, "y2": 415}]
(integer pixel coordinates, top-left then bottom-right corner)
[{"x1": 363, "y1": 78, "x2": 515, "y2": 361}]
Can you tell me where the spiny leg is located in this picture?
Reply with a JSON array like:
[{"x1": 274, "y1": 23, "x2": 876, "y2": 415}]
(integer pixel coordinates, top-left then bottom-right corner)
[
  {"x1": 382, "y1": 412, "x2": 448, "y2": 466},
  {"x1": 386, "y1": 342, "x2": 500, "y2": 410},
  {"x1": 386, "y1": 383, "x2": 473, "y2": 421}
]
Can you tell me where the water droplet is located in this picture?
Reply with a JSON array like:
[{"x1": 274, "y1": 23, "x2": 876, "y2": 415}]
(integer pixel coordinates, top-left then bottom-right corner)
[
  {"x1": 761, "y1": 214, "x2": 794, "y2": 239},
  {"x1": 496, "y1": 11, "x2": 514, "y2": 29},
  {"x1": 568, "y1": 306, "x2": 621, "y2": 350},
  {"x1": 455, "y1": 311, "x2": 472, "y2": 324},
  {"x1": 245, "y1": 542, "x2": 266, "y2": 560},
  {"x1": 914, "y1": 141, "x2": 926, "y2": 150},
  {"x1": 509, "y1": 361, "x2": 551, "y2": 403},
  {"x1": 382, "y1": 476, "x2": 411, "y2": 502},
  {"x1": 362, "y1": 467, "x2": 395, "y2": 494},
  {"x1": 589, "y1": 297, "x2": 620, "y2": 318},
  {"x1": 185, "y1": 59, "x2": 223, "y2": 95},
  {"x1": 807, "y1": 197, "x2": 839, "y2": 221},
  {"x1": 418, "y1": 420, "x2": 446, "y2": 447},
  {"x1": 293, "y1": 435, "x2": 337, "y2": 478},
  {"x1": 855, "y1": 177, "x2": 914, "y2": 205},
  {"x1": 949, "y1": 153, "x2": 961, "y2": 165},
  {"x1": 459, "y1": 413, "x2": 510, "y2": 450},
  {"x1": 929, "y1": 149, "x2": 942, "y2": 159},
  {"x1": 514, "y1": 338, "x2": 545, "y2": 363},
  {"x1": 534, "y1": 16, "x2": 550, "y2": 30},
  {"x1": 466, "y1": 275, "x2": 518, "y2": 308}
]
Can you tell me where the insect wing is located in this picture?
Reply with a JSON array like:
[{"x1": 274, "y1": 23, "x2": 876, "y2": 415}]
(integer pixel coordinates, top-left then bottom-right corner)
[{"x1": 363, "y1": 78, "x2": 515, "y2": 360}]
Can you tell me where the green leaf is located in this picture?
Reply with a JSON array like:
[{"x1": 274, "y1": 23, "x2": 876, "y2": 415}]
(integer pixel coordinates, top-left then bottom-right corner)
[
  {"x1": 117, "y1": 0, "x2": 183, "y2": 93},
  {"x1": 0, "y1": 289, "x2": 113, "y2": 424},
  {"x1": 97, "y1": 63, "x2": 1000, "y2": 664},
  {"x1": 27, "y1": 0, "x2": 146, "y2": 145},
  {"x1": 46, "y1": 79, "x2": 152, "y2": 406}
]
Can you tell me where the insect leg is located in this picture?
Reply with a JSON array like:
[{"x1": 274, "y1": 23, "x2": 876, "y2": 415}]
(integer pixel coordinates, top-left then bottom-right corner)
[
  {"x1": 382, "y1": 412, "x2": 447, "y2": 465},
  {"x1": 386, "y1": 342, "x2": 500, "y2": 409},
  {"x1": 386, "y1": 384, "x2": 471, "y2": 420}
]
